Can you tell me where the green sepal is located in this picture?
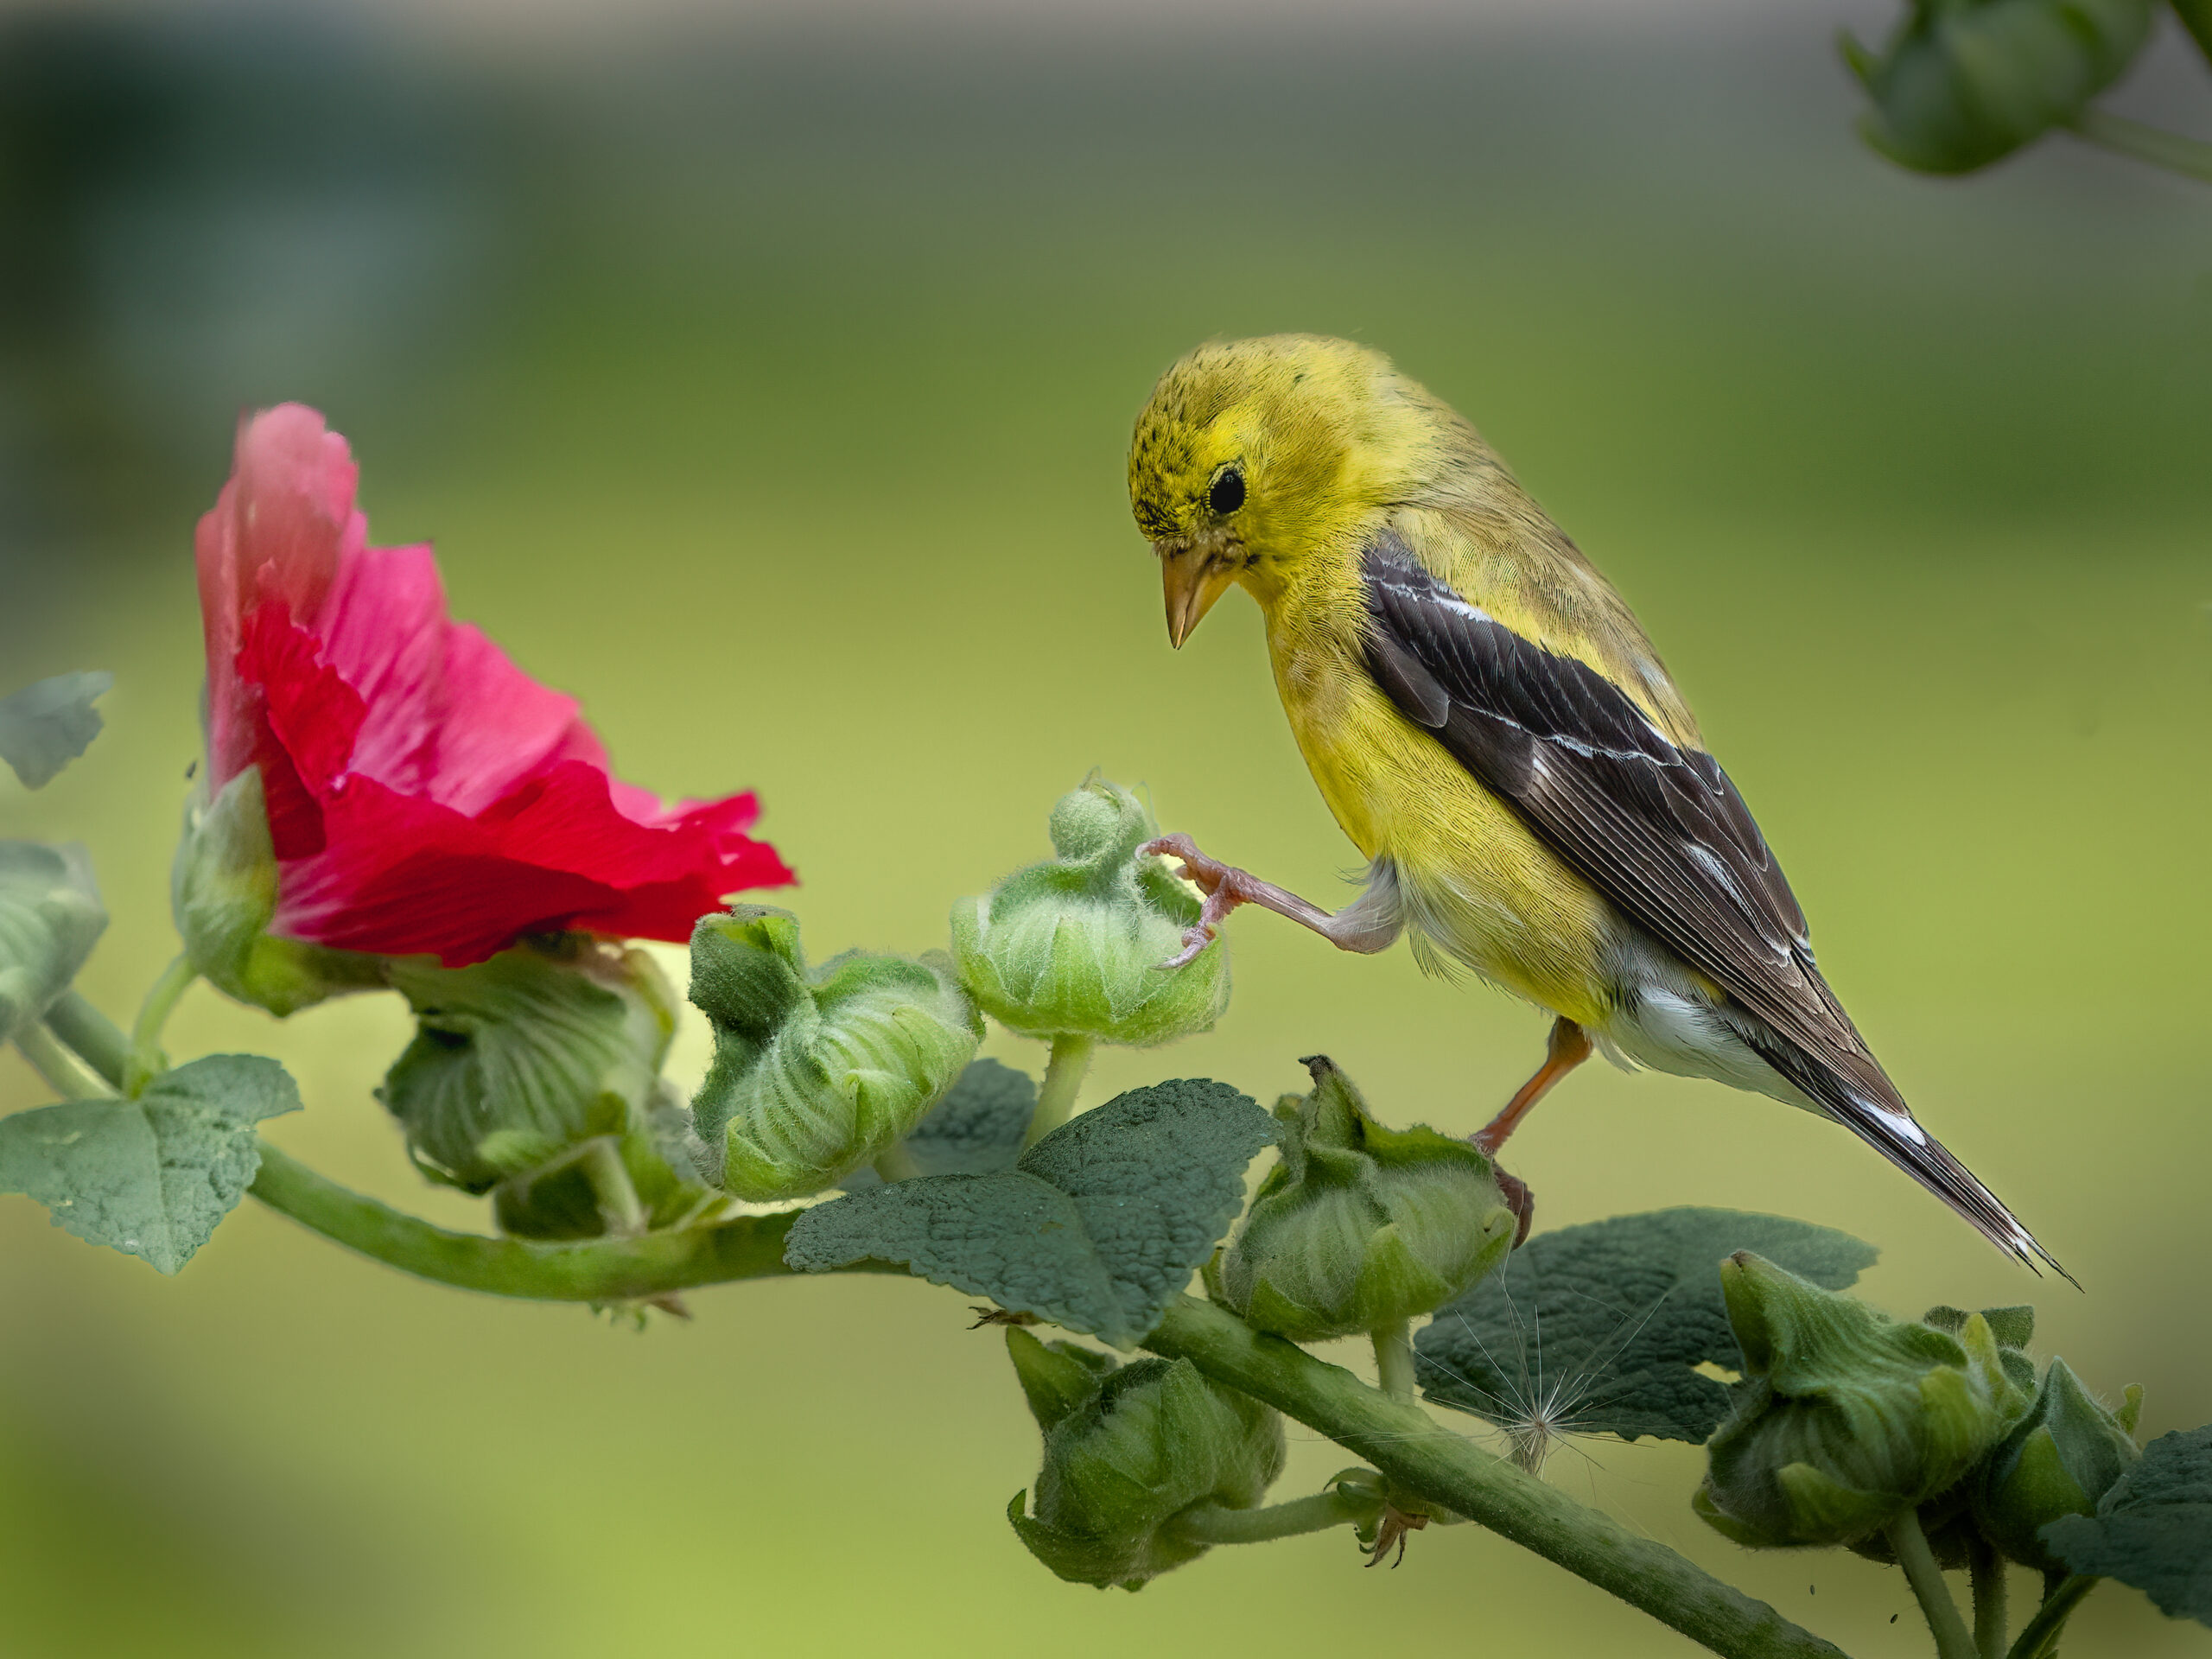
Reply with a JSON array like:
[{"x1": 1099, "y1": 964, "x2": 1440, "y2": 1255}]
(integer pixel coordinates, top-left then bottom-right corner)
[
  {"x1": 0, "y1": 1052, "x2": 300, "y2": 1272},
  {"x1": 1214, "y1": 1057, "x2": 1516, "y2": 1342},
  {"x1": 1694, "y1": 1256, "x2": 2029, "y2": 1548},
  {"x1": 1840, "y1": 0, "x2": 2157, "y2": 175},
  {"x1": 839, "y1": 1058, "x2": 1035, "y2": 1187},
  {"x1": 688, "y1": 906, "x2": 981, "y2": 1201},
  {"x1": 171, "y1": 768, "x2": 385, "y2": 1016},
  {"x1": 1007, "y1": 1326, "x2": 1120, "y2": 1433},
  {"x1": 950, "y1": 774, "x2": 1227, "y2": 1047},
  {"x1": 1007, "y1": 1352, "x2": 1284, "y2": 1590},
  {"x1": 0, "y1": 841, "x2": 106, "y2": 1044},
  {"x1": 380, "y1": 939, "x2": 707, "y2": 1236},
  {"x1": 1974, "y1": 1357, "x2": 2143, "y2": 1572}
]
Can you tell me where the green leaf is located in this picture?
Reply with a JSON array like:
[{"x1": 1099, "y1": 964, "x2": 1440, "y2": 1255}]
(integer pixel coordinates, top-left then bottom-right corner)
[
  {"x1": 1415, "y1": 1207, "x2": 1877, "y2": 1444},
  {"x1": 842, "y1": 1058, "x2": 1036, "y2": 1188},
  {"x1": 0, "y1": 842, "x2": 106, "y2": 1043},
  {"x1": 2044, "y1": 1424, "x2": 2212, "y2": 1624},
  {"x1": 0, "y1": 1053, "x2": 300, "y2": 1273},
  {"x1": 785, "y1": 1078, "x2": 1274, "y2": 1347},
  {"x1": 0, "y1": 671, "x2": 112, "y2": 788}
]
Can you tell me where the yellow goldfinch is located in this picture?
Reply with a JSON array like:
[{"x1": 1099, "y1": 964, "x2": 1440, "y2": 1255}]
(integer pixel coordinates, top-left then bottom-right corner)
[{"x1": 1128, "y1": 334, "x2": 2061, "y2": 1276}]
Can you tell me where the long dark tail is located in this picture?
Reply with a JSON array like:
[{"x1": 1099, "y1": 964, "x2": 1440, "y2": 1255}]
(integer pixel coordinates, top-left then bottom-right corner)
[{"x1": 1749, "y1": 1033, "x2": 2075, "y2": 1287}]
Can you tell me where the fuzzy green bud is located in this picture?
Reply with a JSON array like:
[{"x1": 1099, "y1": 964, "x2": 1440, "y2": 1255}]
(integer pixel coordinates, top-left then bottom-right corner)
[
  {"x1": 950, "y1": 775, "x2": 1226, "y2": 1047},
  {"x1": 1213, "y1": 1057, "x2": 1516, "y2": 1343},
  {"x1": 1694, "y1": 1255, "x2": 2030, "y2": 1549},
  {"x1": 171, "y1": 768, "x2": 383, "y2": 1016},
  {"x1": 1974, "y1": 1358, "x2": 2142, "y2": 1573},
  {"x1": 1005, "y1": 1327, "x2": 1285, "y2": 1590},
  {"x1": 0, "y1": 841, "x2": 106, "y2": 1044},
  {"x1": 1840, "y1": 0, "x2": 2154, "y2": 175},
  {"x1": 379, "y1": 939, "x2": 703, "y2": 1238},
  {"x1": 688, "y1": 906, "x2": 980, "y2": 1202}
]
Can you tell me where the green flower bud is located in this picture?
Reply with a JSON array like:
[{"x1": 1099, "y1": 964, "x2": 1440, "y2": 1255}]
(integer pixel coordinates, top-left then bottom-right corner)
[
  {"x1": 950, "y1": 775, "x2": 1226, "y2": 1047},
  {"x1": 1004, "y1": 1327, "x2": 1285, "y2": 1590},
  {"x1": 379, "y1": 939, "x2": 701, "y2": 1238},
  {"x1": 171, "y1": 768, "x2": 382, "y2": 1016},
  {"x1": 0, "y1": 841, "x2": 106, "y2": 1044},
  {"x1": 1974, "y1": 1358, "x2": 2142, "y2": 1572},
  {"x1": 1694, "y1": 1255, "x2": 2030, "y2": 1549},
  {"x1": 688, "y1": 906, "x2": 980, "y2": 1201},
  {"x1": 1840, "y1": 0, "x2": 2155, "y2": 175},
  {"x1": 1212, "y1": 1057, "x2": 1517, "y2": 1343}
]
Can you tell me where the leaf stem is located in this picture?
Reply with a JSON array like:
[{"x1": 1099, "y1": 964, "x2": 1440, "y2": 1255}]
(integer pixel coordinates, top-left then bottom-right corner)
[
  {"x1": 41, "y1": 991, "x2": 130, "y2": 1090},
  {"x1": 1886, "y1": 1509, "x2": 1976, "y2": 1659},
  {"x1": 1968, "y1": 1534, "x2": 2007, "y2": 1659},
  {"x1": 1142, "y1": 1296, "x2": 1845, "y2": 1659},
  {"x1": 1372, "y1": 1319, "x2": 1417, "y2": 1402},
  {"x1": 124, "y1": 956, "x2": 197, "y2": 1096},
  {"x1": 1168, "y1": 1484, "x2": 1383, "y2": 1546},
  {"x1": 2005, "y1": 1574, "x2": 2097, "y2": 1659},
  {"x1": 1023, "y1": 1033, "x2": 1096, "y2": 1147},
  {"x1": 10, "y1": 1021, "x2": 115, "y2": 1099},
  {"x1": 2064, "y1": 109, "x2": 2212, "y2": 185},
  {"x1": 247, "y1": 1141, "x2": 898, "y2": 1300}
]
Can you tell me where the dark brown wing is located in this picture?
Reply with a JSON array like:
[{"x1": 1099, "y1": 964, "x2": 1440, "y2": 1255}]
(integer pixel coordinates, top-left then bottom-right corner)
[{"x1": 1359, "y1": 532, "x2": 2061, "y2": 1274}]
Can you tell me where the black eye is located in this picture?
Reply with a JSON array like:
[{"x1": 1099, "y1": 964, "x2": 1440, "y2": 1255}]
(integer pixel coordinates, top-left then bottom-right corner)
[{"x1": 1207, "y1": 465, "x2": 1246, "y2": 516}]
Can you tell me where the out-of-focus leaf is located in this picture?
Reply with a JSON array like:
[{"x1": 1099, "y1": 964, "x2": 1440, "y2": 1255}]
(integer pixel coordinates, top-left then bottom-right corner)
[
  {"x1": 2045, "y1": 1424, "x2": 2212, "y2": 1624},
  {"x1": 0, "y1": 671, "x2": 112, "y2": 788},
  {"x1": 785, "y1": 1078, "x2": 1272, "y2": 1347},
  {"x1": 1415, "y1": 1207, "x2": 1877, "y2": 1444},
  {"x1": 0, "y1": 1053, "x2": 300, "y2": 1273},
  {"x1": 0, "y1": 842, "x2": 106, "y2": 1043},
  {"x1": 841, "y1": 1058, "x2": 1036, "y2": 1188}
]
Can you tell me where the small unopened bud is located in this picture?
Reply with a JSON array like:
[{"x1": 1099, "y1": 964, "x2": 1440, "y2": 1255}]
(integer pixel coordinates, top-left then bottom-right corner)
[
  {"x1": 1005, "y1": 1328, "x2": 1285, "y2": 1590},
  {"x1": 1213, "y1": 1057, "x2": 1516, "y2": 1343},
  {"x1": 0, "y1": 842, "x2": 106, "y2": 1043},
  {"x1": 380, "y1": 938, "x2": 680, "y2": 1219},
  {"x1": 688, "y1": 906, "x2": 980, "y2": 1201},
  {"x1": 171, "y1": 768, "x2": 381, "y2": 1016},
  {"x1": 950, "y1": 776, "x2": 1227, "y2": 1047},
  {"x1": 1694, "y1": 1255, "x2": 2030, "y2": 1549},
  {"x1": 1974, "y1": 1358, "x2": 2142, "y2": 1572},
  {"x1": 1840, "y1": 0, "x2": 2155, "y2": 175}
]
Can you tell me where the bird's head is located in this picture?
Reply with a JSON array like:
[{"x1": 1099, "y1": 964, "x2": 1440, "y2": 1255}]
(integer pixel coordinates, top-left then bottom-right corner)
[{"x1": 1128, "y1": 334, "x2": 1432, "y2": 646}]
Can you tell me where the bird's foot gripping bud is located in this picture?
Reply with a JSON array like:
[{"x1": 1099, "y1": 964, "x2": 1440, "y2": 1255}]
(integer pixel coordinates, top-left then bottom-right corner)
[
  {"x1": 1002, "y1": 1326, "x2": 1287, "y2": 1591},
  {"x1": 687, "y1": 906, "x2": 980, "y2": 1203},
  {"x1": 379, "y1": 938, "x2": 709, "y2": 1239},
  {"x1": 171, "y1": 767, "x2": 385, "y2": 1017},
  {"x1": 1211, "y1": 1057, "x2": 1519, "y2": 1344},
  {"x1": 1694, "y1": 1255, "x2": 2031, "y2": 1551},
  {"x1": 950, "y1": 775, "x2": 1228, "y2": 1047}
]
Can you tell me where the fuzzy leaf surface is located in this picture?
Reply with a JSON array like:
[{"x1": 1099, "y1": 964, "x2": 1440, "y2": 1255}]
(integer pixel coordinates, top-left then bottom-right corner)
[
  {"x1": 0, "y1": 1054, "x2": 300, "y2": 1272},
  {"x1": 1416, "y1": 1207, "x2": 1877, "y2": 1444},
  {"x1": 842, "y1": 1058, "x2": 1036, "y2": 1187},
  {"x1": 0, "y1": 672, "x2": 112, "y2": 789},
  {"x1": 785, "y1": 1078, "x2": 1271, "y2": 1347},
  {"x1": 2044, "y1": 1424, "x2": 2212, "y2": 1624}
]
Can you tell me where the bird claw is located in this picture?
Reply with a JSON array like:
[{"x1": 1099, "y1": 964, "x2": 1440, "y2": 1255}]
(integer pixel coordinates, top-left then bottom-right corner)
[
  {"x1": 1156, "y1": 924, "x2": 1216, "y2": 971},
  {"x1": 1143, "y1": 834, "x2": 1240, "y2": 969}
]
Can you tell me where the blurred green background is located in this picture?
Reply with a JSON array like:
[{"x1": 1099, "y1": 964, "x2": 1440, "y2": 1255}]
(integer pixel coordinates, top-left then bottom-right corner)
[{"x1": 3, "y1": 2, "x2": 2209, "y2": 1655}]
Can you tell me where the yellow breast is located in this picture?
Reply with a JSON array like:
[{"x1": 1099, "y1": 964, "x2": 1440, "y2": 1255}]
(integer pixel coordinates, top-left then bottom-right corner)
[{"x1": 1263, "y1": 610, "x2": 1617, "y2": 1027}]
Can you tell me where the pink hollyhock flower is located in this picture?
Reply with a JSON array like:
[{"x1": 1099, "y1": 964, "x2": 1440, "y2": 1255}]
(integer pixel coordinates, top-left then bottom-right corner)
[{"x1": 191, "y1": 404, "x2": 792, "y2": 969}]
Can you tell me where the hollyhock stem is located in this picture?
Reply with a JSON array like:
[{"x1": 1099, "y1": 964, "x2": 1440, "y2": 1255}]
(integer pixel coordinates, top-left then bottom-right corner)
[
  {"x1": 1887, "y1": 1510, "x2": 1976, "y2": 1659},
  {"x1": 1168, "y1": 1485, "x2": 1382, "y2": 1547},
  {"x1": 1023, "y1": 1033, "x2": 1095, "y2": 1147},
  {"x1": 12, "y1": 1023, "x2": 114, "y2": 1099},
  {"x1": 125, "y1": 956, "x2": 197, "y2": 1096},
  {"x1": 1372, "y1": 1319, "x2": 1417, "y2": 1402},
  {"x1": 2007, "y1": 1575, "x2": 2097, "y2": 1659},
  {"x1": 1969, "y1": 1535, "x2": 2007, "y2": 1659},
  {"x1": 41, "y1": 991, "x2": 131, "y2": 1090}
]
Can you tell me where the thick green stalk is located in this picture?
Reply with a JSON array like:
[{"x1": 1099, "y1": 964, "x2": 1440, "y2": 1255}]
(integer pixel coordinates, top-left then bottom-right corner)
[
  {"x1": 1968, "y1": 1535, "x2": 2007, "y2": 1659},
  {"x1": 125, "y1": 955, "x2": 197, "y2": 1095},
  {"x1": 1022, "y1": 1033, "x2": 1095, "y2": 1147},
  {"x1": 1886, "y1": 1510, "x2": 1976, "y2": 1659},
  {"x1": 1169, "y1": 1485, "x2": 1382, "y2": 1546},
  {"x1": 247, "y1": 1142, "x2": 896, "y2": 1300},
  {"x1": 1141, "y1": 1296, "x2": 1845, "y2": 1659},
  {"x1": 2006, "y1": 1575, "x2": 2097, "y2": 1659},
  {"x1": 42, "y1": 991, "x2": 131, "y2": 1090},
  {"x1": 1371, "y1": 1319, "x2": 1417, "y2": 1402},
  {"x1": 2065, "y1": 110, "x2": 2212, "y2": 184},
  {"x1": 11, "y1": 1023, "x2": 114, "y2": 1098}
]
